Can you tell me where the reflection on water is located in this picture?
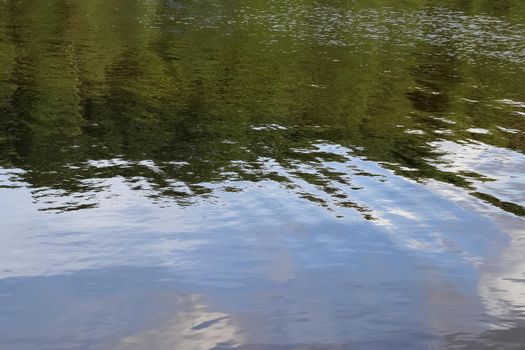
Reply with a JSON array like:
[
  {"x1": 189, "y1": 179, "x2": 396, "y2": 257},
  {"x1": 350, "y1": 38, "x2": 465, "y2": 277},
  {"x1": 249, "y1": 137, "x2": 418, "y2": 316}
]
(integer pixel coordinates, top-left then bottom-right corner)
[{"x1": 0, "y1": 0, "x2": 524, "y2": 349}]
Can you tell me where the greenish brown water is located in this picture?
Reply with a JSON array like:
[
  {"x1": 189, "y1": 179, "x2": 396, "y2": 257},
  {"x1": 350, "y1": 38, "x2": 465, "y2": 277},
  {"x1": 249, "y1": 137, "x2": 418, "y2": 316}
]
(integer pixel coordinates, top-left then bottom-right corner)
[{"x1": 0, "y1": 1, "x2": 524, "y2": 349}]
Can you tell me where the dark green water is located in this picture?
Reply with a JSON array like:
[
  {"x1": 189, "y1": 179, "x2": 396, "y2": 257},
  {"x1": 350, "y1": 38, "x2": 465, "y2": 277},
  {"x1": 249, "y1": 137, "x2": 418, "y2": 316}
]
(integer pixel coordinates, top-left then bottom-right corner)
[{"x1": 0, "y1": 1, "x2": 524, "y2": 349}]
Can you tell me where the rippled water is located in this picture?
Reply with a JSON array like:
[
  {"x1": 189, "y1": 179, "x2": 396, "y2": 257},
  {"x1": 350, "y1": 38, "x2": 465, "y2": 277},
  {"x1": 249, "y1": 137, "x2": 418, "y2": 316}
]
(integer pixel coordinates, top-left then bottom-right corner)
[{"x1": 1, "y1": 1, "x2": 525, "y2": 349}]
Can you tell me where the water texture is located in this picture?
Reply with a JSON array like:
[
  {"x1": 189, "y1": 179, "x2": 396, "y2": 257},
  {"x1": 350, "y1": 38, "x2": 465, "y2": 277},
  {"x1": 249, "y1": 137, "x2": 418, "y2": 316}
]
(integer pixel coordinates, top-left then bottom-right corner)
[{"x1": 0, "y1": 1, "x2": 524, "y2": 349}]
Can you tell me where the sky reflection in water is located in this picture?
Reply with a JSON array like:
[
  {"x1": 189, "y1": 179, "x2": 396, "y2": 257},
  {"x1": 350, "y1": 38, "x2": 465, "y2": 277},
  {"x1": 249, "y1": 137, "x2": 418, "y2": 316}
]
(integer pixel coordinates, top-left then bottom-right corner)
[{"x1": 0, "y1": 0, "x2": 525, "y2": 349}]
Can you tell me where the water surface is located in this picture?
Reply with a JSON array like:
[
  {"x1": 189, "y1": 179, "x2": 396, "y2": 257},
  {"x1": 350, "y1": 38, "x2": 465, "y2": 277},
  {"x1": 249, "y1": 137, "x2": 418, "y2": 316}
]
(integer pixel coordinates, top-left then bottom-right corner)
[{"x1": 0, "y1": 0, "x2": 525, "y2": 349}]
